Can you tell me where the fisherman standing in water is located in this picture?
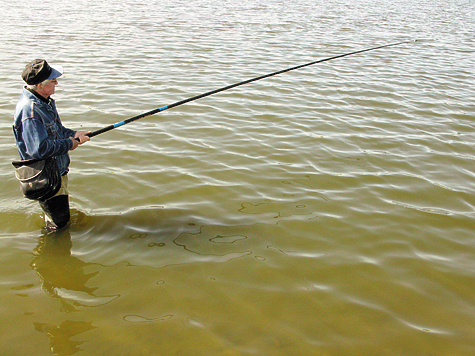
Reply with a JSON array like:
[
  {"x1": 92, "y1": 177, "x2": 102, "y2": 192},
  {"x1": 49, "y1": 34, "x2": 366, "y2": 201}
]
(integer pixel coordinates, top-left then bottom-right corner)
[{"x1": 13, "y1": 59, "x2": 90, "y2": 230}]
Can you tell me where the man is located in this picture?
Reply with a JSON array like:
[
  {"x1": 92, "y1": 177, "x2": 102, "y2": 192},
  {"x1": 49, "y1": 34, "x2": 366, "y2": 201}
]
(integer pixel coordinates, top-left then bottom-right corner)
[{"x1": 13, "y1": 59, "x2": 90, "y2": 230}]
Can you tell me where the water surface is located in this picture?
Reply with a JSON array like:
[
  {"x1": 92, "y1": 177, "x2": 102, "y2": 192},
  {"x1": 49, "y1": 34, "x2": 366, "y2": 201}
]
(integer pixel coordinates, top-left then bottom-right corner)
[{"x1": 0, "y1": 0, "x2": 474, "y2": 355}]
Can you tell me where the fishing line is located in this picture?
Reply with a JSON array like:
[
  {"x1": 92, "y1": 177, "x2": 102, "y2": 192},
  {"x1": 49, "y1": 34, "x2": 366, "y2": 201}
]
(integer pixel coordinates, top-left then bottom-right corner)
[{"x1": 82, "y1": 40, "x2": 415, "y2": 140}]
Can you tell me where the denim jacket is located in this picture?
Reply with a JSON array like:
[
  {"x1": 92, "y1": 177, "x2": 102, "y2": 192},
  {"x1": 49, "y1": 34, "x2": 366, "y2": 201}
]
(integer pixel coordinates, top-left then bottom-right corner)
[{"x1": 13, "y1": 88, "x2": 75, "y2": 176}]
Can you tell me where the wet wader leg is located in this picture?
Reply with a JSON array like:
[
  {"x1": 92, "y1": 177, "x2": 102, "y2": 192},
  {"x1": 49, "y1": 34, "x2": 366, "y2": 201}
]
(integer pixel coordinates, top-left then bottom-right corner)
[
  {"x1": 39, "y1": 195, "x2": 71, "y2": 229},
  {"x1": 39, "y1": 175, "x2": 70, "y2": 230}
]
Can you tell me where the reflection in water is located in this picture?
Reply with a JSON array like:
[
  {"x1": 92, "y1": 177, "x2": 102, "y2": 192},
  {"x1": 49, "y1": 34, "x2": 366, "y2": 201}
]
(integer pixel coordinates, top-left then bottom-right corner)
[
  {"x1": 33, "y1": 320, "x2": 96, "y2": 356},
  {"x1": 30, "y1": 230, "x2": 99, "y2": 311},
  {"x1": 30, "y1": 230, "x2": 98, "y2": 355}
]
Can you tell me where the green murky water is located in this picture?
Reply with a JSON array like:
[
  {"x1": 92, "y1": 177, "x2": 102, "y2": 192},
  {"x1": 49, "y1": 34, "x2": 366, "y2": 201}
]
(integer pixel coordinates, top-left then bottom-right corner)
[{"x1": 1, "y1": 0, "x2": 474, "y2": 355}]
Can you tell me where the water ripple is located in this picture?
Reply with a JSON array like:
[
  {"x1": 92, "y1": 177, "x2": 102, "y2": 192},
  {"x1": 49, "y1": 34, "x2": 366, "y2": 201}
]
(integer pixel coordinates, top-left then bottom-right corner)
[{"x1": 1, "y1": 0, "x2": 475, "y2": 354}]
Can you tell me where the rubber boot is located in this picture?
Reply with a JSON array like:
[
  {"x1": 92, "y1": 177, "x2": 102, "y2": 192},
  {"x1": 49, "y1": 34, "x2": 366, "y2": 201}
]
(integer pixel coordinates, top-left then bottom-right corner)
[{"x1": 39, "y1": 195, "x2": 71, "y2": 230}]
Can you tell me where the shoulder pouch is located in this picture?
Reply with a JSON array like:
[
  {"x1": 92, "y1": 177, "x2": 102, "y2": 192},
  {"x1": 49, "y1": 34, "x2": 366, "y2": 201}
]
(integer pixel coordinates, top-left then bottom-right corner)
[{"x1": 12, "y1": 156, "x2": 61, "y2": 201}]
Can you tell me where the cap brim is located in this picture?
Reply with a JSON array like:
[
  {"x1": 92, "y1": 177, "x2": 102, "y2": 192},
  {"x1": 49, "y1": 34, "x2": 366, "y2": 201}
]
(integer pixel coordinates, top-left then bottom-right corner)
[{"x1": 47, "y1": 64, "x2": 63, "y2": 80}]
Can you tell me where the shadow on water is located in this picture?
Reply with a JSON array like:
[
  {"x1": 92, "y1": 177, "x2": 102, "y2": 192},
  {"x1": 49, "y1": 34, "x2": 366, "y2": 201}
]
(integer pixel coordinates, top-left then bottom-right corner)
[{"x1": 66, "y1": 206, "x2": 255, "y2": 269}]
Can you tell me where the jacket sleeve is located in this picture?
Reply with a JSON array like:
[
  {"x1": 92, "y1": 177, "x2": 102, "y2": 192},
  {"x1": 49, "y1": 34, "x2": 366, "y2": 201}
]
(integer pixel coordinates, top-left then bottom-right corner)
[
  {"x1": 21, "y1": 117, "x2": 73, "y2": 159},
  {"x1": 57, "y1": 115, "x2": 76, "y2": 138}
]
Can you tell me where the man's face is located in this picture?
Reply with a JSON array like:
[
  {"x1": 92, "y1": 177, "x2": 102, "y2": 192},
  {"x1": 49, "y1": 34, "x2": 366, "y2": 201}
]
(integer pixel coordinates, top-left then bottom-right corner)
[{"x1": 37, "y1": 77, "x2": 58, "y2": 98}]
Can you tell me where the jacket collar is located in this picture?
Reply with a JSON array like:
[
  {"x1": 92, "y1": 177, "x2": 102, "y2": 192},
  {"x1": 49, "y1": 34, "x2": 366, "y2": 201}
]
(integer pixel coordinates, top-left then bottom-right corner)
[{"x1": 24, "y1": 86, "x2": 52, "y2": 105}]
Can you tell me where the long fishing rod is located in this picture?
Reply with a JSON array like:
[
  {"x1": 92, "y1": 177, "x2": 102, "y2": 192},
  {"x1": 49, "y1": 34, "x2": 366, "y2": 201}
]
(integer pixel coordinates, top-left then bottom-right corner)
[{"x1": 84, "y1": 40, "x2": 414, "y2": 139}]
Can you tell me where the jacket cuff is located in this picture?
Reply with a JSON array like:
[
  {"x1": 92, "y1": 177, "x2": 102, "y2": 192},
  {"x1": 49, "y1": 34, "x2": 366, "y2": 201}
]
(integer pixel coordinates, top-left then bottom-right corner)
[{"x1": 67, "y1": 137, "x2": 74, "y2": 150}]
